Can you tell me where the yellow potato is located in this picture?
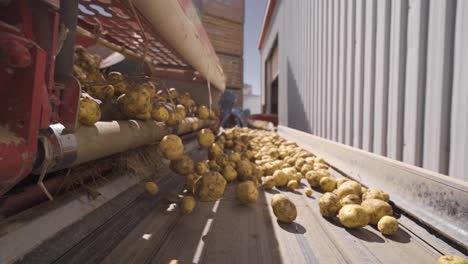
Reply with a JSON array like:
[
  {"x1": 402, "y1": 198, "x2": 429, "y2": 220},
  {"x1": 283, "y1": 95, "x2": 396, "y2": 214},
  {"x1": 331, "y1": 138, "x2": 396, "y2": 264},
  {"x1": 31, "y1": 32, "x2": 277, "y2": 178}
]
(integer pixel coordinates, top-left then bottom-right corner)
[
  {"x1": 175, "y1": 104, "x2": 186, "y2": 119},
  {"x1": 215, "y1": 154, "x2": 229, "y2": 168},
  {"x1": 196, "y1": 161, "x2": 209, "y2": 175},
  {"x1": 197, "y1": 128, "x2": 215, "y2": 148},
  {"x1": 107, "y1": 71, "x2": 128, "y2": 96},
  {"x1": 236, "y1": 159, "x2": 253, "y2": 181},
  {"x1": 145, "y1": 181, "x2": 159, "y2": 195},
  {"x1": 336, "y1": 181, "x2": 362, "y2": 199},
  {"x1": 287, "y1": 180, "x2": 298, "y2": 191},
  {"x1": 180, "y1": 196, "x2": 196, "y2": 214},
  {"x1": 300, "y1": 164, "x2": 314, "y2": 175},
  {"x1": 338, "y1": 204, "x2": 370, "y2": 228},
  {"x1": 208, "y1": 159, "x2": 222, "y2": 172},
  {"x1": 273, "y1": 169, "x2": 288, "y2": 187},
  {"x1": 190, "y1": 121, "x2": 200, "y2": 131},
  {"x1": 151, "y1": 105, "x2": 169, "y2": 122},
  {"x1": 319, "y1": 192, "x2": 341, "y2": 217},
  {"x1": 169, "y1": 154, "x2": 194, "y2": 175},
  {"x1": 305, "y1": 171, "x2": 325, "y2": 187},
  {"x1": 262, "y1": 176, "x2": 276, "y2": 190},
  {"x1": 197, "y1": 105, "x2": 210, "y2": 120},
  {"x1": 222, "y1": 164, "x2": 237, "y2": 182},
  {"x1": 361, "y1": 199, "x2": 393, "y2": 225},
  {"x1": 158, "y1": 134, "x2": 184, "y2": 160},
  {"x1": 165, "y1": 112, "x2": 180, "y2": 127},
  {"x1": 363, "y1": 188, "x2": 390, "y2": 202},
  {"x1": 336, "y1": 178, "x2": 349, "y2": 188},
  {"x1": 79, "y1": 98, "x2": 101, "y2": 126},
  {"x1": 305, "y1": 188, "x2": 313, "y2": 197},
  {"x1": 237, "y1": 181, "x2": 259, "y2": 204},
  {"x1": 271, "y1": 194, "x2": 297, "y2": 223},
  {"x1": 117, "y1": 87, "x2": 151, "y2": 118},
  {"x1": 229, "y1": 152, "x2": 241, "y2": 162},
  {"x1": 208, "y1": 143, "x2": 224, "y2": 159},
  {"x1": 194, "y1": 171, "x2": 227, "y2": 201},
  {"x1": 319, "y1": 177, "x2": 337, "y2": 192},
  {"x1": 168, "y1": 87, "x2": 179, "y2": 99},
  {"x1": 377, "y1": 216, "x2": 399, "y2": 235},
  {"x1": 437, "y1": 255, "x2": 468, "y2": 264},
  {"x1": 340, "y1": 194, "x2": 361, "y2": 206},
  {"x1": 294, "y1": 158, "x2": 306, "y2": 171}
]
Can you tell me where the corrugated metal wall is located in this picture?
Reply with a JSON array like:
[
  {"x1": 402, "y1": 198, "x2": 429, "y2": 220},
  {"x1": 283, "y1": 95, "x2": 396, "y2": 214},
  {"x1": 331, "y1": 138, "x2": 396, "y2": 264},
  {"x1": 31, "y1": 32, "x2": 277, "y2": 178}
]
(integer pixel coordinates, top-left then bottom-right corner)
[{"x1": 260, "y1": 0, "x2": 468, "y2": 181}]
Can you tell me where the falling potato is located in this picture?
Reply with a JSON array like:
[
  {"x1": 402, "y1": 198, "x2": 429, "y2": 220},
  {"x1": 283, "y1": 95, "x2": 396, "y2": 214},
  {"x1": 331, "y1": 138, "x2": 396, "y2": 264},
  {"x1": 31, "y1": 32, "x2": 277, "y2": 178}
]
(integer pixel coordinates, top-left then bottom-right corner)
[
  {"x1": 197, "y1": 128, "x2": 215, "y2": 148},
  {"x1": 180, "y1": 196, "x2": 196, "y2": 214},
  {"x1": 145, "y1": 181, "x2": 159, "y2": 195},
  {"x1": 194, "y1": 171, "x2": 227, "y2": 202},
  {"x1": 158, "y1": 134, "x2": 184, "y2": 160},
  {"x1": 237, "y1": 181, "x2": 259, "y2": 204}
]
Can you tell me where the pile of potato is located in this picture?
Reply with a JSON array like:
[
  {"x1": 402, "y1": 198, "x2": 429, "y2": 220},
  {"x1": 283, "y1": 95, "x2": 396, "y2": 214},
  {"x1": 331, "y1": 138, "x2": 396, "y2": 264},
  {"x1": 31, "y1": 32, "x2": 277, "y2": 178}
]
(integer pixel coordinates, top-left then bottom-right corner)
[{"x1": 73, "y1": 47, "x2": 216, "y2": 127}]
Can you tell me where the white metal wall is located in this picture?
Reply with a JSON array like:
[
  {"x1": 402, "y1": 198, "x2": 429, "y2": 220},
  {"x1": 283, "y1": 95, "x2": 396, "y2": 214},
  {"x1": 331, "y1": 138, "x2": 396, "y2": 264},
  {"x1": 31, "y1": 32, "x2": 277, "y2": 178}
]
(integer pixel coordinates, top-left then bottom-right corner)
[{"x1": 260, "y1": 0, "x2": 468, "y2": 181}]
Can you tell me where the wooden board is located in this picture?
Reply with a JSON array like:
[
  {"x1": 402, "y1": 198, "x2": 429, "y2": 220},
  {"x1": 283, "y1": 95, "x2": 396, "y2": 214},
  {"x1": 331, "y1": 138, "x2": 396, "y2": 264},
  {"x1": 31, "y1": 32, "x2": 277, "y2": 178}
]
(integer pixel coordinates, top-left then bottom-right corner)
[
  {"x1": 218, "y1": 54, "x2": 243, "y2": 89},
  {"x1": 194, "y1": 0, "x2": 244, "y2": 24},
  {"x1": 202, "y1": 15, "x2": 243, "y2": 56}
]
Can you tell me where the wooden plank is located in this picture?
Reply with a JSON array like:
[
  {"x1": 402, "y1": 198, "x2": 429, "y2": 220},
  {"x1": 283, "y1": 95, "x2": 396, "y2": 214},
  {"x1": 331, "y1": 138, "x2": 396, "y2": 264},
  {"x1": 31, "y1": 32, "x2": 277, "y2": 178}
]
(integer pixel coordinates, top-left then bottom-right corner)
[
  {"x1": 201, "y1": 15, "x2": 243, "y2": 56},
  {"x1": 345, "y1": 0, "x2": 356, "y2": 146},
  {"x1": 353, "y1": 0, "x2": 365, "y2": 149},
  {"x1": 194, "y1": 0, "x2": 244, "y2": 24},
  {"x1": 218, "y1": 54, "x2": 243, "y2": 89},
  {"x1": 402, "y1": 0, "x2": 429, "y2": 167},
  {"x1": 449, "y1": 0, "x2": 468, "y2": 181},
  {"x1": 387, "y1": 0, "x2": 408, "y2": 161},
  {"x1": 278, "y1": 125, "x2": 468, "y2": 250},
  {"x1": 373, "y1": 0, "x2": 391, "y2": 156},
  {"x1": 362, "y1": 0, "x2": 377, "y2": 152},
  {"x1": 422, "y1": 0, "x2": 456, "y2": 174}
]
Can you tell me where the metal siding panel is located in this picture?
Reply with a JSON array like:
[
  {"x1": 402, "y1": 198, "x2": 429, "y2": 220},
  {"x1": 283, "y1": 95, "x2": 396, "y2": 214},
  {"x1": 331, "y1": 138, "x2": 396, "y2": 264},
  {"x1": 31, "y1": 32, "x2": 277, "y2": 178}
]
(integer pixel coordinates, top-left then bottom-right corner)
[
  {"x1": 387, "y1": 0, "x2": 408, "y2": 161},
  {"x1": 353, "y1": 0, "x2": 366, "y2": 148},
  {"x1": 373, "y1": 0, "x2": 392, "y2": 155},
  {"x1": 331, "y1": 0, "x2": 339, "y2": 141},
  {"x1": 450, "y1": 0, "x2": 468, "y2": 181},
  {"x1": 313, "y1": 0, "x2": 318, "y2": 135},
  {"x1": 345, "y1": 0, "x2": 356, "y2": 145},
  {"x1": 402, "y1": 0, "x2": 429, "y2": 167},
  {"x1": 338, "y1": 0, "x2": 347, "y2": 143},
  {"x1": 326, "y1": 0, "x2": 333, "y2": 139},
  {"x1": 322, "y1": 0, "x2": 328, "y2": 137},
  {"x1": 423, "y1": 0, "x2": 456, "y2": 174},
  {"x1": 362, "y1": 0, "x2": 377, "y2": 152},
  {"x1": 319, "y1": 0, "x2": 324, "y2": 137}
]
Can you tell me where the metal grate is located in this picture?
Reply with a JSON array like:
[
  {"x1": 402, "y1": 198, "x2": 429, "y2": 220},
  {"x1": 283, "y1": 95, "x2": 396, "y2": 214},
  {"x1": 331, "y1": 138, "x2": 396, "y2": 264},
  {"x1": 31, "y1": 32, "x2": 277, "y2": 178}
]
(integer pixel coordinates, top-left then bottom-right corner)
[{"x1": 77, "y1": 0, "x2": 192, "y2": 70}]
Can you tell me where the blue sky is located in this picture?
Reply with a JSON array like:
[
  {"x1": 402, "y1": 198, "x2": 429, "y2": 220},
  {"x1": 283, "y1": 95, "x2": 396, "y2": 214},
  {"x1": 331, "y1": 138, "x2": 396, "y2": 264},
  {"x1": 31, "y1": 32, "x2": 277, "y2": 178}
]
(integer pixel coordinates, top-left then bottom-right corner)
[{"x1": 243, "y1": 0, "x2": 268, "y2": 95}]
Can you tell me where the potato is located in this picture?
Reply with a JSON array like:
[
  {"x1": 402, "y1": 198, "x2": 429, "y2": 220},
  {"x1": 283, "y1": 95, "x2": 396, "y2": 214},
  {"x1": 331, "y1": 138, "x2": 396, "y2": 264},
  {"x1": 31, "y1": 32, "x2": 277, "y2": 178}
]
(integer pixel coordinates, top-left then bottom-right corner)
[
  {"x1": 271, "y1": 194, "x2": 297, "y2": 223},
  {"x1": 237, "y1": 181, "x2": 259, "y2": 204},
  {"x1": 159, "y1": 134, "x2": 184, "y2": 160},
  {"x1": 197, "y1": 128, "x2": 215, "y2": 148},
  {"x1": 208, "y1": 159, "x2": 222, "y2": 172},
  {"x1": 229, "y1": 152, "x2": 241, "y2": 162},
  {"x1": 196, "y1": 161, "x2": 209, "y2": 175},
  {"x1": 293, "y1": 172, "x2": 303, "y2": 182},
  {"x1": 273, "y1": 169, "x2": 288, "y2": 187},
  {"x1": 340, "y1": 194, "x2": 361, "y2": 206},
  {"x1": 215, "y1": 154, "x2": 228, "y2": 168},
  {"x1": 316, "y1": 169, "x2": 330, "y2": 178},
  {"x1": 282, "y1": 167, "x2": 297, "y2": 180},
  {"x1": 117, "y1": 87, "x2": 152, "y2": 118},
  {"x1": 377, "y1": 216, "x2": 399, "y2": 235},
  {"x1": 287, "y1": 180, "x2": 298, "y2": 191},
  {"x1": 362, "y1": 188, "x2": 390, "y2": 202},
  {"x1": 305, "y1": 188, "x2": 313, "y2": 197},
  {"x1": 180, "y1": 196, "x2": 196, "y2": 214},
  {"x1": 262, "y1": 176, "x2": 276, "y2": 190},
  {"x1": 300, "y1": 164, "x2": 314, "y2": 175},
  {"x1": 236, "y1": 159, "x2": 253, "y2": 181},
  {"x1": 319, "y1": 177, "x2": 337, "y2": 192},
  {"x1": 336, "y1": 181, "x2": 362, "y2": 199},
  {"x1": 145, "y1": 181, "x2": 159, "y2": 195},
  {"x1": 222, "y1": 164, "x2": 237, "y2": 182},
  {"x1": 156, "y1": 90, "x2": 168, "y2": 102},
  {"x1": 319, "y1": 192, "x2": 341, "y2": 217},
  {"x1": 170, "y1": 154, "x2": 194, "y2": 175},
  {"x1": 361, "y1": 187, "x2": 368, "y2": 196},
  {"x1": 79, "y1": 98, "x2": 101, "y2": 126},
  {"x1": 194, "y1": 171, "x2": 227, "y2": 201},
  {"x1": 314, "y1": 162, "x2": 329, "y2": 170},
  {"x1": 305, "y1": 171, "x2": 324, "y2": 187},
  {"x1": 185, "y1": 173, "x2": 201, "y2": 193},
  {"x1": 175, "y1": 104, "x2": 186, "y2": 119},
  {"x1": 165, "y1": 112, "x2": 180, "y2": 126},
  {"x1": 190, "y1": 121, "x2": 200, "y2": 131},
  {"x1": 315, "y1": 157, "x2": 325, "y2": 163},
  {"x1": 107, "y1": 71, "x2": 128, "y2": 96},
  {"x1": 336, "y1": 178, "x2": 349, "y2": 188},
  {"x1": 437, "y1": 256, "x2": 468, "y2": 264},
  {"x1": 168, "y1": 87, "x2": 178, "y2": 99},
  {"x1": 361, "y1": 199, "x2": 393, "y2": 225},
  {"x1": 294, "y1": 158, "x2": 306, "y2": 171},
  {"x1": 208, "y1": 143, "x2": 224, "y2": 158},
  {"x1": 338, "y1": 204, "x2": 370, "y2": 228},
  {"x1": 151, "y1": 105, "x2": 169, "y2": 122},
  {"x1": 197, "y1": 105, "x2": 210, "y2": 120}
]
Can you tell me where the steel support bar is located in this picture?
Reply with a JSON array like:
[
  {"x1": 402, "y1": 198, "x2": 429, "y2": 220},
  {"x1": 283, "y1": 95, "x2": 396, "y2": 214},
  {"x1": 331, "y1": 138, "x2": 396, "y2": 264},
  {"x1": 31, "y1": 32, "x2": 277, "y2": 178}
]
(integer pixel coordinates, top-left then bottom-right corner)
[{"x1": 278, "y1": 125, "x2": 468, "y2": 250}]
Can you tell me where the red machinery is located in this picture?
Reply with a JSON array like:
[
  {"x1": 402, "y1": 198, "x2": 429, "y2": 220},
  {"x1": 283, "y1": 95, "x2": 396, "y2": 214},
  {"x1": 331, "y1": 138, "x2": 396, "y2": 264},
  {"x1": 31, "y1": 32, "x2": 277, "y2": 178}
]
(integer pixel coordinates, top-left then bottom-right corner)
[{"x1": 0, "y1": 0, "x2": 81, "y2": 197}]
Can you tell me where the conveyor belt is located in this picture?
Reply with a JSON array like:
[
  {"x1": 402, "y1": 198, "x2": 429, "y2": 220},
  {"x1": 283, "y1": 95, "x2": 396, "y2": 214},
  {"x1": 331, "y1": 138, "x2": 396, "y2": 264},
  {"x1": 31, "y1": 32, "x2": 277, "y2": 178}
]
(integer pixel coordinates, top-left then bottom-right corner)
[{"x1": 12, "y1": 149, "x2": 468, "y2": 264}]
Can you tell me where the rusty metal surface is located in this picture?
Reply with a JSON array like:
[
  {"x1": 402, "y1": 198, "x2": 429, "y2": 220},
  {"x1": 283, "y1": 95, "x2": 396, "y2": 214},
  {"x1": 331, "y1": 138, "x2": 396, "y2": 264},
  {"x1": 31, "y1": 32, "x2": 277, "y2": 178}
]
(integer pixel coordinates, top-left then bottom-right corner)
[
  {"x1": 77, "y1": 0, "x2": 191, "y2": 70},
  {"x1": 278, "y1": 125, "x2": 468, "y2": 251}
]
